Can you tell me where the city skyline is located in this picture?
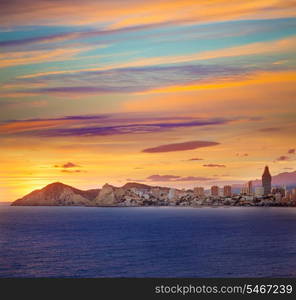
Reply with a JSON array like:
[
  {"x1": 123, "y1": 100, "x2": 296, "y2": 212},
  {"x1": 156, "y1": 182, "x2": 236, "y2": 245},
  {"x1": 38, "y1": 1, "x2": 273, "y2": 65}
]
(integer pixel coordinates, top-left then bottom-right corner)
[
  {"x1": 11, "y1": 165, "x2": 296, "y2": 198},
  {"x1": 11, "y1": 164, "x2": 296, "y2": 207},
  {"x1": 0, "y1": 1, "x2": 296, "y2": 201}
]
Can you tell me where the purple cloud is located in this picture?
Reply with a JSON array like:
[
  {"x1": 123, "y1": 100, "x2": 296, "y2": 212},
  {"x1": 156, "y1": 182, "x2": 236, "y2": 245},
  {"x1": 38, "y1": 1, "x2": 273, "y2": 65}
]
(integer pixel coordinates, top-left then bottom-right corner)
[
  {"x1": 4, "y1": 114, "x2": 230, "y2": 137},
  {"x1": 259, "y1": 127, "x2": 281, "y2": 132},
  {"x1": 142, "y1": 141, "x2": 219, "y2": 153},
  {"x1": 7, "y1": 64, "x2": 248, "y2": 97},
  {"x1": 288, "y1": 149, "x2": 295, "y2": 154},
  {"x1": 36, "y1": 85, "x2": 143, "y2": 94},
  {"x1": 39, "y1": 122, "x2": 221, "y2": 137},
  {"x1": 275, "y1": 156, "x2": 289, "y2": 161},
  {"x1": 146, "y1": 174, "x2": 213, "y2": 182},
  {"x1": 188, "y1": 157, "x2": 203, "y2": 161},
  {"x1": 147, "y1": 175, "x2": 180, "y2": 181},
  {"x1": 176, "y1": 176, "x2": 214, "y2": 181},
  {"x1": 203, "y1": 164, "x2": 226, "y2": 168},
  {"x1": 54, "y1": 162, "x2": 80, "y2": 168},
  {"x1": 61, "y1": 169, "x2": 84, "y2": 173},
  {"x1": 62, "y1": 162, "x2": 79, "y2": 168},
  {"x1": 126, "y1": 178, "x2": 147, "y2": 182}
]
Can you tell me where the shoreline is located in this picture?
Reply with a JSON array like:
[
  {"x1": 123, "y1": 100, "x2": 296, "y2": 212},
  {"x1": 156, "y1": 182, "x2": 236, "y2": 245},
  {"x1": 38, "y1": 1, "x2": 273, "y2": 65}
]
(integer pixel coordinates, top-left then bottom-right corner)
[{"x1": 7, "y1": 204, "x2": 296, "y2": 208}]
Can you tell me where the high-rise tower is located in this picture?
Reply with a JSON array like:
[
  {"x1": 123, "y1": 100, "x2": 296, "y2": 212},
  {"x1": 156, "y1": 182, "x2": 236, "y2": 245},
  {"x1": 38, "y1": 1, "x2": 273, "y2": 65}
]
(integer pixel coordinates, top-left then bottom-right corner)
[
  {"x1": 262, "y1": 166, "x2": 272, "y2": 195},
  {"x1": 248, "y1": 181, "x2": 253, "y2": 195},
  {"x1": 211, "y1": 186, "x2": 219, "y2": 197},
  {"x1": 223, "y1": 185, "x2": 232, "y2": 197}
]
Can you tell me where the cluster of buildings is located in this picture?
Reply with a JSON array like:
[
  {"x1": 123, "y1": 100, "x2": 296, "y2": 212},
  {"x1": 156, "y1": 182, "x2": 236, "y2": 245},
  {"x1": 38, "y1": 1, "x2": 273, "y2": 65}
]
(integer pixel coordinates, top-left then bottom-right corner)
[
  {"x1": 188, "y1": 166, "x2": 296, "y2": 206},
  {"x1": 121, "y1": 166, "x2": 296, "y2": 207},
  {"x1": 195, "y1": 166, "x2": 274, "y2": 198}
]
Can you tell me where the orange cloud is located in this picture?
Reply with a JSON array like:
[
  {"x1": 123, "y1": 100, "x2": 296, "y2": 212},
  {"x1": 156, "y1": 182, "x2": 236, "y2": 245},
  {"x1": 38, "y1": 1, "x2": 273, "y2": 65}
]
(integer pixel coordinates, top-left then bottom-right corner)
[
  {"x1": 109, "y1": 0, "x2": 296, "y2": 29},
  {"x1": 189, "y1": 36, "x2": 296, "y2": 61},
  {"x1": 135, "y1": 70, "x2": 296, "y2": 95},
  {"x1": 0, "y1": 92, "x2": 39, "y2": 98},
  {"x1": 122, "y1": 71, "x2": 296, "y2": 113},
  {"x1": 114, "y1": 36, "x2": 296, "y2": 70},
  {"x1": 0, "y1": 47, "x2": 89, "y2": 68},
  {"x1": 1, "y1": 0, "x2": 295, "y2": 28},
  {"x1": 18, "y1": 36, "x2": 296, "y2": 80},
  {"x1": 0, "y1": 120, "x2": 70, "y2": 134}
]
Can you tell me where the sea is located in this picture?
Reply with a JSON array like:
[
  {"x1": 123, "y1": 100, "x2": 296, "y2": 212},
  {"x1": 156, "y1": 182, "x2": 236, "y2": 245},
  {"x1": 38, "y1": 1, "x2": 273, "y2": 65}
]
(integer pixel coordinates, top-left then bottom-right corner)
[{"x1": 1, "y1": 204, "x2": 296, "y2": 278}]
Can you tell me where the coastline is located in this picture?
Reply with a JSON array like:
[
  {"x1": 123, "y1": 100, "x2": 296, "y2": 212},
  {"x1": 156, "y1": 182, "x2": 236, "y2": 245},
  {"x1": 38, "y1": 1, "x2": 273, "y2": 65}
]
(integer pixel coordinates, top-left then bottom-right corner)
[{"x1": 7, "y1": 203, "x2": 296, "y2": 208}]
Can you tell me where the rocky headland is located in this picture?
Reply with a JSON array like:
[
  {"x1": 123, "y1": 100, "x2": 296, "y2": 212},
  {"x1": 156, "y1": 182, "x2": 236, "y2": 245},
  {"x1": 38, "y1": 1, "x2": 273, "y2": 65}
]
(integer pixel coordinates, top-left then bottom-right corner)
[{"x1": 11, "y1": 181, "x2": 296, "y2": 207}]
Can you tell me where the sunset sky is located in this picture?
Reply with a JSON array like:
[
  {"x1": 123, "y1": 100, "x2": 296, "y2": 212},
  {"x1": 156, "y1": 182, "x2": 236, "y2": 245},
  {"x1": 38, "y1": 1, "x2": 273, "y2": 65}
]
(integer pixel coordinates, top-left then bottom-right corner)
[{"x1": 0, "y1": 0, "x2": 296, "y2": 201}]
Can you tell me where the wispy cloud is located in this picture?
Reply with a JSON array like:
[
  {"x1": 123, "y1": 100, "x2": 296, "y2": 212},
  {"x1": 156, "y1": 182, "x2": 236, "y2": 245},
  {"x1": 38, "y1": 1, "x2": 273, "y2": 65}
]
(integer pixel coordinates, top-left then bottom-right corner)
[
  {"x1": 0, "y1": 114, "x2": 231, "y2": 137},
  {"x1": 112, "y1": 36, "x2": 296, "y2": 72},
  {"x1": 61, "y1": 169, "x2": 85, "y2": 173},
  {"x1": 54, "y1": 162, "x2": 80, "y2": 168},
  {"x1": 188, "y1": 158, "x2": 203, "y2": 161},
  {"x1": 0, "y1": 32, "x2": 82, "y2": 48},
  {"x1": 146, "y1": 174, "x2": 214, "y2": 182},
  {"x1": 203, "y1": 164, "x2": 226, "y2": 168},
  {"x1": 14, "y1": 35, "x2": 296, "y2": 81},
  {"x1": 5, "y1": 64, "x2": 248, "y2": 97},
  {"x1": 176, "y1": 176, "x2": 214, "y2": 182},
  {"x1": 275, "y1": 156, "x2": 289, "y2": 161},
  {"x1": 235, "y1": 153, "x2": 248, "y2": 157},
  {"x1": 137, "y1": 70, "x2": 296, "y2": 95},
  {"x1": 1, "y1": 0, "x2": 295, "y2": 28},
  {"x1": 259, "y1": 127, "x2": 282, "y2": 132},
  {"x1": 0, "y1": 22, "x2": 176, "y2": 49},
  {"x1": 142, "y1": 141, "x2": 219, "y2": 153},
  {"x1": 180, "y1": 36, "x2": 296, "y2": 62},
  {"x1": 0, "y1": 47, "x2": 89, "y2": 68}
]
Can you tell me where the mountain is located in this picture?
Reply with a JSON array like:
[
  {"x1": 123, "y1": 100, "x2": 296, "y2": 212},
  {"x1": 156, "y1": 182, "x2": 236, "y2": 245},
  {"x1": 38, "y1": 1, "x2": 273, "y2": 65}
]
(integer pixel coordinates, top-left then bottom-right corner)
[
  {"x1": 94, "y1": 183, "x2": 125, "y2": 206},
  {"x1": 11, "y1": 182, "x2": 156, "y2": 206},
  {"x1": 11, "y1": 181, "x2": 172, "y2": 207},
  {"x1": 122, "y1": 182, "x2": 152, "y2": 190},
  {"x1": 252, "y1": 171, "x2": 296, "y2": 187},
  {"x1": 12, "y1": 182, "x2": 100, "y2": 206},
  {"x1": 10, "y1": 171, "x2": 296, "y2": 206}
]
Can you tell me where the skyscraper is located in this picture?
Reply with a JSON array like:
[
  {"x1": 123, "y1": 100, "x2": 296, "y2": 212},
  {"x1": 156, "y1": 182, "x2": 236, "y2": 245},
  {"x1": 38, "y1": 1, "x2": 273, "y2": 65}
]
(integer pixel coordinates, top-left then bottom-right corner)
[
  {"x1": 248, "y1": 181, "x2": 253, "y2": 195},
  {"x1": 262, "y1": 166, "x2": 272, "y2": 195},
  {"x1": 211, "y1": 185, "x2": 219, "y2": 197},
  {"x1": 241, "y1": 185, "x2": 248, "y2": 195},
  {"x1": 223, "y1": 185, "x2": 232, "y2": 197}
]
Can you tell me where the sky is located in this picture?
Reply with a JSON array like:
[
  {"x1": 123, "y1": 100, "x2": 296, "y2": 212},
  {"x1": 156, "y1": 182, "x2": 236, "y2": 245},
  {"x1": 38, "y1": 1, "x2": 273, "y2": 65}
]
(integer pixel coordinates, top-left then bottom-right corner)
[{"x1": 0, "y1": 0, "x2": 296, "y2": 201}]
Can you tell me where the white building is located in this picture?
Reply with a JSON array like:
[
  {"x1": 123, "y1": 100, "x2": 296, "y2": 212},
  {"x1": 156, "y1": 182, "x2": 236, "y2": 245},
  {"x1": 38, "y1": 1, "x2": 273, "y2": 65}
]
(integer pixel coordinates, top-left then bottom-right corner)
[
  {"x1": 274, "y1": 193, "x2": 282, "y2": 202},
  {"x1": 168, "y1": 188, "x2": 176, "y2": 201},
  {"x1": 255, "y1": 186, "x2": 264, "y2": 197}
]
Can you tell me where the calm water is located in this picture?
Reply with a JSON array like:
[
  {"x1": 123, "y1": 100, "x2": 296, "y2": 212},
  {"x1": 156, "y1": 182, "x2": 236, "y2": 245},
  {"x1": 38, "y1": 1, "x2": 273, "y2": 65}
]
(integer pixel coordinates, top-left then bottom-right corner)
[{"x1": 1, "y1": 205, "x2": 296, "y2": 278}]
